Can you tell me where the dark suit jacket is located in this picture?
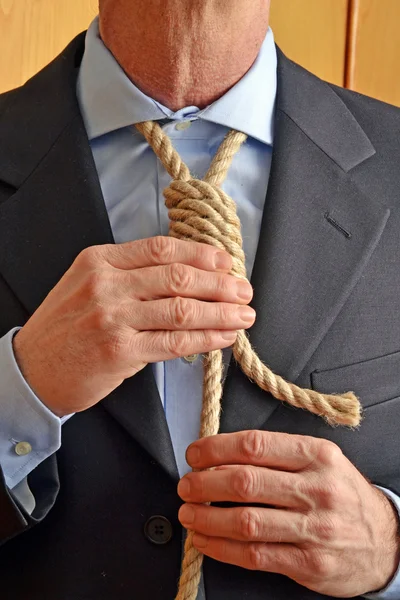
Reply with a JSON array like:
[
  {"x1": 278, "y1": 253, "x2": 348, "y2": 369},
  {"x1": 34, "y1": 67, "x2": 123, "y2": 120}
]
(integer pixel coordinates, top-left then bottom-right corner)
[{"x1": 0, "y1": 31, "x2": 400, "y2": 600}]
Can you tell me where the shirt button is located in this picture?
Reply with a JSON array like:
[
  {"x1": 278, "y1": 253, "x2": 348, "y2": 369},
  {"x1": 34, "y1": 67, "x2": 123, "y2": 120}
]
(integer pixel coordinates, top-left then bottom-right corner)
[
  {"x1": 144, "y1": 516, "x2": 173, "y2": 545},
  {"x1": 183, "y1": 354, "x2": 198, "y2": 363},
  {"x1": 15, "y1": 441, "x2": 32, "y2": 456},
  {"x1": 175, "y1": 120, "x2": 191, "y2": 131}
]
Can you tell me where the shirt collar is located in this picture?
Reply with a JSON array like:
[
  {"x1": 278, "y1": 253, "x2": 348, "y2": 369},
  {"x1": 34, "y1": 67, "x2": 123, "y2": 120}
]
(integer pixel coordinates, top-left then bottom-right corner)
[{"x1": 77, "y1": 16, "x2": 277, "y2": 145}]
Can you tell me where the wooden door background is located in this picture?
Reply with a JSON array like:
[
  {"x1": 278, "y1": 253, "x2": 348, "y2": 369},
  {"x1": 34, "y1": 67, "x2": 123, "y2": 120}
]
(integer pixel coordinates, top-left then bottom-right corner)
[{"x1": 1, "y1": 0, "x2": 400, "y2": 106}]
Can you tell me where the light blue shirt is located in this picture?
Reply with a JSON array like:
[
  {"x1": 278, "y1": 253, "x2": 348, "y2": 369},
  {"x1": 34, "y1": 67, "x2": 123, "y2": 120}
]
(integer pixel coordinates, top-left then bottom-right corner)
[{"x1": 0, "y1": 15, "x2": 398, "y2": 599}]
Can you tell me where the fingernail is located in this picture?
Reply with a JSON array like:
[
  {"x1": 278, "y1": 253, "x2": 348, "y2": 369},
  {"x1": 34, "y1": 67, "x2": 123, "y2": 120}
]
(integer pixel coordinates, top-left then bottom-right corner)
[
  {"x1": 193, "y1": 533, "x2": 208, "y2": 549},
  {"x1": 238, "y1": 306, "x2": 256, "y2": 324},
  {"x1": 186, "y1": 444, "x2": 201, "y2": 466},
  {"x1": 178, "y1": 477, "x2": 191, "y2": 499},
  {"x1": 179, "y1": 504, "x2": 195, "y2": 525},
  {"x1": 220, "y1": 331, "x2": 237, "y2": 342},
  {"x1": 236, "y1": 280, "x2": 252, "y2": 301},
  {"x1": 214, "y1": 252, "x2": 232, "y2": 271}
]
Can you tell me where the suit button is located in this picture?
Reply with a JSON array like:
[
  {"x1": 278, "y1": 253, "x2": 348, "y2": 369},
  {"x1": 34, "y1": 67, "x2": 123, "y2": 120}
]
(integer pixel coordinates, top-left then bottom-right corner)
[{"x1": 144, "y1": 516, "x2": 173, "y2": 545}]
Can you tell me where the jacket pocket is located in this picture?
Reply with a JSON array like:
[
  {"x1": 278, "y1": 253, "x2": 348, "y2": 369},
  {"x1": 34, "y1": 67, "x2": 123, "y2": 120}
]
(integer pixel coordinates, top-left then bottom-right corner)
[{"x1": 311, "y1": 350, "x2": 400, "y2": 409}]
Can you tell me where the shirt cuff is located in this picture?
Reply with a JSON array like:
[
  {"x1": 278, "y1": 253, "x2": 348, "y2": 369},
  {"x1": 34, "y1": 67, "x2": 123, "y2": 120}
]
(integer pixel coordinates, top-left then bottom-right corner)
[
  {"x1": 0, "y1": 327, "x2": 72, "y2": 489},
  {"x1": 363, "y1": 486, "x2": 400, "y2": 599}
]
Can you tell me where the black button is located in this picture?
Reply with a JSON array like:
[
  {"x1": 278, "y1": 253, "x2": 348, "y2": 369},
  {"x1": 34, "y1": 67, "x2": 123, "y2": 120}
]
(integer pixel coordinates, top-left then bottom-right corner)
[{"x1": 144, "y1": 515, "x2": 173, "y2": 545}]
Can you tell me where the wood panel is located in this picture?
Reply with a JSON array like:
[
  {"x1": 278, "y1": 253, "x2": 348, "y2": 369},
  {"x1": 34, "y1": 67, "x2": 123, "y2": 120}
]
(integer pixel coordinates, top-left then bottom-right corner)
[
  {"x1": 0, "y1": 0, "x2": 97, "y2": 93},
  {"x1": 346, "y1": 0, "x2": 400, "y2": 107},
  {"x1": 0, "y1": 0, "x2": 350, "y2": 94},
  {"x1": 270, "y1": 0, "x2": 349, "y2": 86}
]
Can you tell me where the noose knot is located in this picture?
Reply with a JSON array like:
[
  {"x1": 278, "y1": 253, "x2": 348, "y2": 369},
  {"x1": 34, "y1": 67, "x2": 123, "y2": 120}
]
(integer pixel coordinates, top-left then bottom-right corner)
[
  {"x1": 165, "y1": 178, "x2": 246, "y2": 278},
  {"x1": 134, "y1": 119, "x2": 362, "y2": 429}
]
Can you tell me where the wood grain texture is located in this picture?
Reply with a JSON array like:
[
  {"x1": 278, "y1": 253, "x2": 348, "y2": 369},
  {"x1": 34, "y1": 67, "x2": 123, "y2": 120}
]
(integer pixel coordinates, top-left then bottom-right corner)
[
  {"x1": 346, "y1": 0, "x2": 400, "y2": 107},
  {"x1": 270, "y1": 0, "x2": 349, "y2": 86},
  {"x1": 0, "y1": 0, "x2": 97, "y2": 93},
  {"x1": 1, "y1": 0, "x2": 350, "y2": 93}
]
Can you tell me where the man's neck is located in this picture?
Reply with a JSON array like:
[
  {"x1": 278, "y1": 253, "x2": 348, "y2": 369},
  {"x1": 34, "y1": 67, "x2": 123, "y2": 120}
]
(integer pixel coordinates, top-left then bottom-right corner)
[{"x1": 99, "y1": 0, "x2": 270, "y2": 111}]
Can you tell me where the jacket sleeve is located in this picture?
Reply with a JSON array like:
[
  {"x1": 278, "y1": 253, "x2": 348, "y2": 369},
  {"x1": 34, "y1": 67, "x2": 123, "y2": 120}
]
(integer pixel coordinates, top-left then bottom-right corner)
[{"x1": 0, "y1": 452, "x2": 60, "y2": 545}]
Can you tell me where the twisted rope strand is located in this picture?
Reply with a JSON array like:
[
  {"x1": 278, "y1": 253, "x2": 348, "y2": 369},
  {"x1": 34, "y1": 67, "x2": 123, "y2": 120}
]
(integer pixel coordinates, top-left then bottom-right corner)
[
  {"x1": 135, "y1": 121, "x2": 191, "y2": 181},
  {"x1": 134, "y1": 120, "x2": 362, "y2": 600}
]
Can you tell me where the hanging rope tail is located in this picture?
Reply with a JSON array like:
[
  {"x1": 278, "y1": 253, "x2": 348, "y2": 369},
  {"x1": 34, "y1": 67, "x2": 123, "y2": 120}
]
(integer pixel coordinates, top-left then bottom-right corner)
[{"x1": 135, "y1": 120, "x2": 362, "y2": 600}]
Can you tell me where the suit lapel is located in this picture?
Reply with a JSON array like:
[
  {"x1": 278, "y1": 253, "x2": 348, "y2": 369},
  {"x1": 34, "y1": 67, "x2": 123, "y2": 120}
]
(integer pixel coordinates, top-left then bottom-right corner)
[
  {"x1": 0, "y1": 115, "x2": 114, "y2": 312},
  {"x1": 0, "y1": 33, "x2": 178, "y2": 481},
  {"x1": 220, "y1": 49, "x2": 390, "y2": 433}
]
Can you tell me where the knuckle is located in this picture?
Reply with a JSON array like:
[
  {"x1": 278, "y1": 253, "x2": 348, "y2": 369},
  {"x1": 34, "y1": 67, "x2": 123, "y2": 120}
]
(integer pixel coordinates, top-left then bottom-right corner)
[
  {"x1": 315, "y1": 514, "x2": 339, "y2": 542},
  {"x1": 232, "y1": 467, "x2": 258, "y2": 501},
  {"x1": 218, "y1": 302, "x2": 234, "y2": 323},
  {"x1": 164, "y1": 330, "x2": 190, "y2": 358},
  {"x1": 218, "y1": 273, "x2": 234, "y2": 295},
  {"x1": 76, "y1": 245, "x2": 103, "y2": 267},
  {"x1": 90, "y1": 305, "x2": 114, "y2": 332},
  {"x1": 296, "y1": 513, "x2": 312, "y2": 542},
  {"x1": 305, "y1": 510, "x2": 338, "y2": 543},
  {"x1": 241, "y1": 430, "x2": 267, "y2": 462},
  {"x1": 170, "y1": 296, "x2": 195, "y2": 328},
  {"x1": 237, "y1": 508, "x2": 263, "y2": 541},
  {"x1": 292, "y1": 436, "x2": 316, "y2": 467},
  {"x1": 167, "y1": 263, "x2": 193, "y2": 294},
  {"x1": 102, "y1": 329, "x2": 130, "y2": 362},
  {"x1": 247, "y1": 544, "x2": 267, "y2": 571},
  {"x1": 201, "y1": 330, "x2": 215, "y2": 349},
  {"x1": 316, "y1": 440, "x2": 343, "y2": 467},
  {"x1": 83, "y1": 271, "x2": 105, "y2": 300},
  {"x1": 147, "y1": 236, "x2": 175, "y2": 263},
  {"x1": 285, "y1": 547, "x2": 315, "y2": 577},
  {"x1": 318, "y1": 478, "x2": 341, "y2": 509},
  {"x1": 307, "y1": 549, "x2": 333, "y2": 579},
  {"x1": 299, "y1": 474, "x2": 340, "y2": 511}
]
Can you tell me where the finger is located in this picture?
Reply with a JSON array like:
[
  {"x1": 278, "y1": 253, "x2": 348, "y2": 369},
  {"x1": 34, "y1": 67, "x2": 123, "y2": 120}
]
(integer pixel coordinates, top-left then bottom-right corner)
[
  {"x1": 178, "y1": 504, "x2": 308, "y2": 544},
  {"x1": 185, "y1": 430, "x2": 324, "y2": 472},
  {"x1": 121, "y1": 298, "x2": 255, "y2": 331},
  {"x1": 101, "y1": 237, "x2": 233, "y2": 272},
  {"x1": 191, "y1": 535, "x2": 306, "y2": 579},
  {"x1": 132, "y1": 329, "x2": 238, "y2": 363},
  {"x1": 126, "y1": 264, "x2": 253, "y2": 304},
  {"x1": 177, "y1": 465, "x2": 301, "y2": 508}
]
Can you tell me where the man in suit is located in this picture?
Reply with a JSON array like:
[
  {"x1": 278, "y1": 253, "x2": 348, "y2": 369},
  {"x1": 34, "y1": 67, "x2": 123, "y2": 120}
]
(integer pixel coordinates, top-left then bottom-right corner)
[{"x1": 1, "y1": 0, "x2": 400, "y2": 598}]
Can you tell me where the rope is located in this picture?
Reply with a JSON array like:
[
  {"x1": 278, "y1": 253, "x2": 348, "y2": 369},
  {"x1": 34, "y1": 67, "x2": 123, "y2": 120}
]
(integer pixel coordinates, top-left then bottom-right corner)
[{"x1": 135, "y1": 120, "x2": 362, "y2": 600}]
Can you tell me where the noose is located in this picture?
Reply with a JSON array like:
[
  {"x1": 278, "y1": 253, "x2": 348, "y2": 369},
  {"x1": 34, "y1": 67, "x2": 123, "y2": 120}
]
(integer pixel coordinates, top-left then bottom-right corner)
[{"x1": 135, "y1": 121, "x2": 361, "y2": 600}]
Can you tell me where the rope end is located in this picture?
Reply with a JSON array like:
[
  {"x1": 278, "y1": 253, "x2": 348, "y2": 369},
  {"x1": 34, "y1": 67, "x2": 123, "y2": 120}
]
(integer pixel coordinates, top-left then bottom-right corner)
[{"x1": 323, "y1": 391, "x2": 362, "y2": 428}]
